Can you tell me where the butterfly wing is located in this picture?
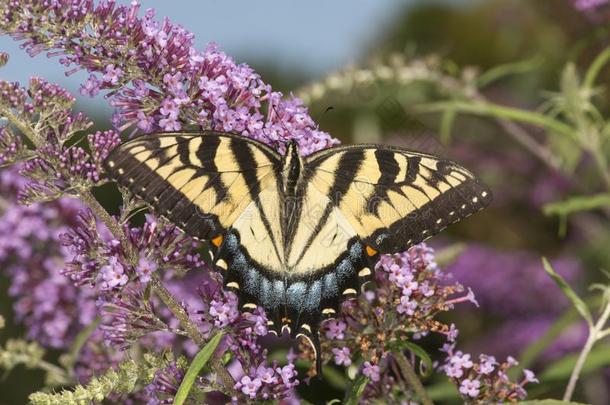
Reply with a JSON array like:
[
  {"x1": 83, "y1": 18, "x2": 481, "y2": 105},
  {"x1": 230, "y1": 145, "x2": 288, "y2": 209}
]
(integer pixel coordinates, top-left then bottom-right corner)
[
  {"x1": 276, "y1": 144, "x2": 491, "y2": 356},
  {"x1": 305, "y1": 144, "x2": 492, "y2": 255},
  {"x1": 267, "y1": 145, "x2": 490, "y2": 361},
  {"x1": 104, "y1": 131, "x2": 282, "y2": 242}
]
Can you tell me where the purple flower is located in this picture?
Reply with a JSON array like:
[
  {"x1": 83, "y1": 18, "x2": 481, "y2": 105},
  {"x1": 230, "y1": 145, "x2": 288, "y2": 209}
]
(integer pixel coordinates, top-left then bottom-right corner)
[
  {"x1": 440, "y1": 343, "x2": 534, "y2": 402},
  {"x1": 99, "y1": 256, "x2": 128, "y2": 290},
  {"x1": 209, "y1": 298, "x2": 239, "y2": 327},
  {"x1": 79, "y1": 74, "x2": 101, "y2": 97},
  {"x1": 362, "y1": 361, "x2": 381, "y2": 382},
  {"x1": 102, "y1": 64, "x2": 123, "y2": 85},
  {"x1": 324, "y1": 319, "x2": 347, "y2": 340},
  {"x1": 159, "y1": 116, "x2": 181, "y2": 131},
  {"x1": 397, "y1": 295, "x2": 418, "y2": 315},
  {"x1": 159, "y1": 98, "x2": 180, "y2": 118},
  {"x1": 332, "y1": 347, "x2": 352, "y2": 366},
  {"x1": 459, "y1": 379, "x2": 481, "y2": 398},
  {"x1": 255, "y1": 365, "x2": 278, "y2": 384},
  {"x1": 145, "y1": 361, "x2": 186, "y2": 402},
  {"x1": 237, "y1": 376, "x2": 262, "y2": 398},
  {"x1": 276, "y1": 364, "x2": 298, "y2": 385},
  {"x1": 479, "y1": 354, "x2": 497, "y2": 375},
  {"x1": 163, "y1": 72, "x2": 184, "y2": 95},
  {"x1": 523, "y1": 369, "x2": 539, "y2": 384},
  {"x1": 135, "y1": 255, "x2": 157, "y2": 283},
  {"x1": 2, "y1": 3, "x2": 338, "y2": 153},
  {"x1": 136, "y1": 111, "x2": 154, "y2": 132},
  {"x1": 444, "y1": 352, "x2": 474, "y2": 378}
]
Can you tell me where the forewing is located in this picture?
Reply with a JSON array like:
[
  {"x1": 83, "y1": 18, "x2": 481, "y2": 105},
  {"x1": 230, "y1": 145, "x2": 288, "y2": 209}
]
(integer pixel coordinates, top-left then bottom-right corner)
[
  {"x1": 305, "y1": 145, "x2": 491, "y2": 253},
  {"x1": 104, "y1": 131, "x2": 281, "y2": 241}
]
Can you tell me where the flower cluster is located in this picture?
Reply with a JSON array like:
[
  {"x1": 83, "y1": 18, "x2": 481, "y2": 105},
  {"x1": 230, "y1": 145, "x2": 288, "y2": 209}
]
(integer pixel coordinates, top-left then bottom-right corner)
[
  {"x1": 0, "y1": 0, "x2": 338, "y2": 155},
  {"x1": 0, "y1": 77, "x2": 121, "y2": 203},
  {"x1": 0, "y1": 168, "x2": 95, "y2": 348},
  {"x1": 144, "y1": 360, "x2": 188, "y2": 403},
  {"x1": 234, "y1": 362, "x2": 299, "y2": 400},
  {"x1": 0, "y1": 125, "x2": 25, "y2": 166},
  {"x1": 308, "y1": 244, "x2": 483, "y2": 401},
  {"x1": 61, "y1": 211, "x2": 202, "y2": 289},
  {"x1": 441, "y1": 340, "x2": 538, "y2": 403},
  {"x1": 197, "y1": 274, "x2": 300, "y2": 401}
]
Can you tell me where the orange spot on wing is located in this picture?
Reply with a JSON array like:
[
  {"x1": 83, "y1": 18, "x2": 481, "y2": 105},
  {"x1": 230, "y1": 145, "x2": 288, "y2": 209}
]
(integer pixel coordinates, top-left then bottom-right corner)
[
  {"x1": 366, "y1": 245, "x2": 378, "y2": 257},
  {"x1": 211, "y1": 235, "x2": 224, "y2": 247}
]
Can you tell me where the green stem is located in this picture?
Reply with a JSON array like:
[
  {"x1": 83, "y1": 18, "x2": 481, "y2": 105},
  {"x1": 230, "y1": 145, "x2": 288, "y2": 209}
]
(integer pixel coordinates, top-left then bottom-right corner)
[
  {"x1": 150, "y1": 275, "x2": 205, "y2": 346},
  {"x1": 394, "y1": 352, "x2": 434, "y2": 405},
  {"x1": 0, "y1": 106, "x2": 43, "y2": 147},
  {"x1": 563, "y1": 300, "x2": 610, "y2": 401},
  {"x1": 590, "y1": 149, "x2": 610, "y2": 192},
  {"x1": 416, "y1": 101, "x2": 576, "y2": 139},
  {"x1": 584, "y1": 47, "x2": 610, "y2": 89},
  {"x1": 9, "y1": 353, "x2": 72, "y2": 385},
  {"x1": 79, "y1": 190, "x2": 138, "y2": 263}
]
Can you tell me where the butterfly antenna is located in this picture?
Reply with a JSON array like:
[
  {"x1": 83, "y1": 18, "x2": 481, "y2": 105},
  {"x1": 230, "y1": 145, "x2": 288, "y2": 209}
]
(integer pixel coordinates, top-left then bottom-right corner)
[{"x1": 268, "y1": 99, "x2": 296, "y2": 151}]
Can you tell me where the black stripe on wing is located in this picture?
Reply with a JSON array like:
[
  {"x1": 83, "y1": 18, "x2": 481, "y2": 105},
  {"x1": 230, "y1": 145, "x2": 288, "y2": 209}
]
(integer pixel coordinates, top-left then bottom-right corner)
[
  {"x1": 104, "y1": 132, "x2": 282, "y2": 241},
  {"x1": 305, "y1": 144, "x2": 492, "y2": 253}
]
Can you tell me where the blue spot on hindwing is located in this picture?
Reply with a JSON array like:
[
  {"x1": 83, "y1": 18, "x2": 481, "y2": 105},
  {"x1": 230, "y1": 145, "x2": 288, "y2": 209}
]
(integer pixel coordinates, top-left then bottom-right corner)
[
  {"x1": 287, "y1": 281, "x2": 307, "y2": 310},
  {"x1": 322, "y1": 272, "x2": 338, "y2": 299},
  {"x1": 305, "y1": 280, "x2": 322, "y2": 313}
]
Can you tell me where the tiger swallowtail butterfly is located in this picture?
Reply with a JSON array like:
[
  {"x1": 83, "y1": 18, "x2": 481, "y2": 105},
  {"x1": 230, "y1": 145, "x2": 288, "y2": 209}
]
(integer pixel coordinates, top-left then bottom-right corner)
[{"x1": 104, "y1": 131, "x2": 491, "y2": 374}]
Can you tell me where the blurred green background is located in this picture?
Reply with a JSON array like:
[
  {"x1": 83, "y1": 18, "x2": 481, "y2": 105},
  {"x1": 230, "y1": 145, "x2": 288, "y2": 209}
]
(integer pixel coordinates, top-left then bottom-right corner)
[{"x1": 2, "y1": 0, "x2": 610, "y2": 403}]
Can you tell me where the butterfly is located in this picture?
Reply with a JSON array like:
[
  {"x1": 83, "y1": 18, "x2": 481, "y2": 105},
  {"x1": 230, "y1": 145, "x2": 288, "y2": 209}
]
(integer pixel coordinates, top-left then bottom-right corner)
[{"x1": 104, "y1": 131, "x2": 491, "y2": 373}]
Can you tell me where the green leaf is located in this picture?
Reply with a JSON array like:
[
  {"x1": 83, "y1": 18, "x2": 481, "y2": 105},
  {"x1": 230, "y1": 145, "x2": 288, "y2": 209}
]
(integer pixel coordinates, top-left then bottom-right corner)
[
  {"x1": 543, "y1": 193, "x2": 610, "y2": 217},
  {"x1": 174, "y1": 332, "x2": 224, "y2": 405},
  {"x1": 439, "y1": 107, "x2": 456, "y2": 144},
  {"x1": 542, "y1": 258, "x2": 593, "y2": 327},
  {"x1": 584, "y1": 47, "x2": 610, "y2": 89},
  {"x1": 143, "y1": 282, "x2": 152, "y2": 302},
  {"x1": 344, "y1": 375, "x2": 369, "y2": 405},
  {"x1": 516, "y1": 295, "x2": 602, "y2": 371},
  {"x1": 426, "y1": 381, "x2": 460, "y2": 401},
  {"x1": 434, "y1": 242, "x2": 466, "y2": 266},
  {"x1": 321, "y1": 364, "x2": 349, "y2": 390},
  {"x1": 388, "y1": 339, "x2": 433, "y2": 378},
  {"x1": 415, "y1": 100, "x2": 575, "y2": 139},
  {"x1": 540, "y1": 345, "x2": 610, "y2": 381},
  {"x1": 62, "y1": 317, "x2": 101, "y2": 370},
  {"x1": 477, "y1": 55, "x2": 543, "y2": 88}
]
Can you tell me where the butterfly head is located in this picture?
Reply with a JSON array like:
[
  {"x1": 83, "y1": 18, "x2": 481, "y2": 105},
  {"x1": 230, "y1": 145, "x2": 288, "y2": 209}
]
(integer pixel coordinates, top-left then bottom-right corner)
[{"x1": 284, "y1": 139, "x2": 299, "y2": 156}]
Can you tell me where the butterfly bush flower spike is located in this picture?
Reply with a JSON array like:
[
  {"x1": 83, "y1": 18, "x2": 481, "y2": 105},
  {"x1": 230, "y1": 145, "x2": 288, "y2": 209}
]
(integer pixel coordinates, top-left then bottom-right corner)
[{"x1": 440, "y1": 340, "x2": 538, "y2": 403}]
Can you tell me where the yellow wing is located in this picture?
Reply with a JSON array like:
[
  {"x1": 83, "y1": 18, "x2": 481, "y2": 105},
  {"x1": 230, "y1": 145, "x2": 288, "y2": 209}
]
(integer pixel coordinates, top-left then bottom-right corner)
[
  {"x1": 304, "y1": 145, "x2": 492, "y2": 253},
  {"x1": 104, "y1": 131, "x2": 282, "y2": 242}
]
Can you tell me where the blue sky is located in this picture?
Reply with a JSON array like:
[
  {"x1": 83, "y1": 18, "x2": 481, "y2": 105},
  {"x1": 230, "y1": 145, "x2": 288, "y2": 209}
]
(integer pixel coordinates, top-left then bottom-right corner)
[{"x1": 0, "y1": 0, "x2": 464, "y2": 111}]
